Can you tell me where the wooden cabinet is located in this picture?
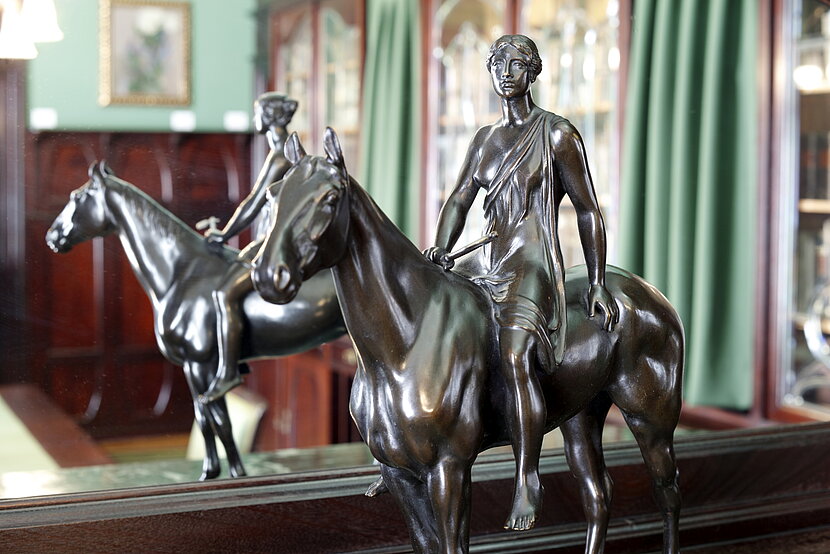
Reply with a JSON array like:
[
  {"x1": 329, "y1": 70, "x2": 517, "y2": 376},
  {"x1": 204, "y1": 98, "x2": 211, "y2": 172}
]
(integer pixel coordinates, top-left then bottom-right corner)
[
  {"x1": 268, "y1": 0, "x2": 363, "y2": 169},
  {"x1": 249, "y1": 0, "x2": 365, "y2": 450},
  {"x1": 775, "y1": 0, "x2": 830, "y2": 419},
  {"x1": 252, "y1": 0, "x2": 627, "y2": 446}
]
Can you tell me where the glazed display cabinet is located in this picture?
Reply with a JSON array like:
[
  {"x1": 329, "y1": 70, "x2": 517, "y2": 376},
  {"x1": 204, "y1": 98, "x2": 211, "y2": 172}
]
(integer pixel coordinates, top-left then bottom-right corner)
[{"x1": 779, "y1": 0, "x2": 830, "y2": 418}]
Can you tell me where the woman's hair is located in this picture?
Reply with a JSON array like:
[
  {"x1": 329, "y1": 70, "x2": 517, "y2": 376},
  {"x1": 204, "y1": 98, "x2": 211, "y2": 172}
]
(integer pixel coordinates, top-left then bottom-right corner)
[
  {"x1": 254, "y1": 92, "x2": 298, "y2": 127},
  {"x1": 486, "y1": 35, "x2": 542, "y2": 82}
]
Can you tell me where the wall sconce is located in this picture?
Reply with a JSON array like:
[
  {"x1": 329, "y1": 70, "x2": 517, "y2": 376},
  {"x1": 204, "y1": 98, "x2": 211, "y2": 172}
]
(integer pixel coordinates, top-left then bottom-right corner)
[
  {"x1": 0, "y1": 0, "x2": 64, "y2": 60},
  {"x1": 20, "y1": 0, "x2": 63, "y2": 43},
  {"x1": 0, "y1": 0, "x2": 38, "y2": 59}
]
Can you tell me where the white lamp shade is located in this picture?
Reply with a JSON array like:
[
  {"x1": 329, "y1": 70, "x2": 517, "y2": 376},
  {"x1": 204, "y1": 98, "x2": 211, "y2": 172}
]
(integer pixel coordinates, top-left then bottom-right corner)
[
  {"x1": 20, "y1": 0, "x2": 63, "y2": 43},
  {"x1": 0, "y1": 1, "x2": 38, "y2": 59}
]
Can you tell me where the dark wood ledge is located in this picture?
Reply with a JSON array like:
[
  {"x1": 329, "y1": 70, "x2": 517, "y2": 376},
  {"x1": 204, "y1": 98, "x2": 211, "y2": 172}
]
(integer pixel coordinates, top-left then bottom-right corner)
[{"x1": 2, "y1": 423, "x2": 830, "y2": 552}]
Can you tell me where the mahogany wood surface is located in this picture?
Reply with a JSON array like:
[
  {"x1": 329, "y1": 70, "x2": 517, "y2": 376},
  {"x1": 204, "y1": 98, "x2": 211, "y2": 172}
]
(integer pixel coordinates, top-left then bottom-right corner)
[{"x1": 1, "y1": 423, "x2": 829, "y2": 552}]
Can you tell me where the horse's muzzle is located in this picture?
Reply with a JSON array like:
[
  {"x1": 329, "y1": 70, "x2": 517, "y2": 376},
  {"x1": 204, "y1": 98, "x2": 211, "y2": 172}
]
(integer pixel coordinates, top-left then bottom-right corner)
[
  {"x1": 252, "y1": 261, "x2": 298, "y2": 304},
  {"x1": 45, "y1": 227, "x2": 70, "y2": 253}
]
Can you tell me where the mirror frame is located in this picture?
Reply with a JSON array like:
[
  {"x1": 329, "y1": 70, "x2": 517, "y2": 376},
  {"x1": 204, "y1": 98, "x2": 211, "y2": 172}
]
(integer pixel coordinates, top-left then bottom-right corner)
[
  {"x1": 1, "y1": 423, "x2": 830, "y2": 550},
  {"x1": 2, "y1": 0, "x2": 827, "y2": 550}
]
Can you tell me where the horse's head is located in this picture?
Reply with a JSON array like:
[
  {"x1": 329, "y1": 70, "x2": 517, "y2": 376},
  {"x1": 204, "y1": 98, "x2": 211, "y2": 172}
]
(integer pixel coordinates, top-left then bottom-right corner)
[
  {"x1": 253, "y1": 128, "x2": 350, "y2": 304},
  {"x1": 46, "y1": 161, "x2": 114, "y2": 253}
]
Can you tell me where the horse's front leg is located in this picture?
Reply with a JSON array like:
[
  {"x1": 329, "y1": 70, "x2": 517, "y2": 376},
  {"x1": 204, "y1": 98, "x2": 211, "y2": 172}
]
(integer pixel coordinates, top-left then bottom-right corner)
[
  {"x1": 183, "y1": 362, "x2": 222, "y2": 480},
  {"x1": 426, "y1": 459, "x2": 472, "y2": 554},
  {"x1": 207, "y1": 395, "x2": 246, "y2": 478}
]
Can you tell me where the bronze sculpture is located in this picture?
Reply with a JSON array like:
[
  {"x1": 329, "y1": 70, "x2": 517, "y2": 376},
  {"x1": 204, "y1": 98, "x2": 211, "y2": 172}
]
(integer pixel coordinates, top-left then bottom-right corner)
[
  {"x1": 424, "y1": 34, "x2": 618, "y2": 531},
  {"x1": 252, "y1": 127, "x2": 683, "y2": 554},
  {"x1": 46, "y1": 161, "x2": 345, "y2": 480},
  {"x1": 200, "y1": 92, "x2": 300, "y2": 404}
]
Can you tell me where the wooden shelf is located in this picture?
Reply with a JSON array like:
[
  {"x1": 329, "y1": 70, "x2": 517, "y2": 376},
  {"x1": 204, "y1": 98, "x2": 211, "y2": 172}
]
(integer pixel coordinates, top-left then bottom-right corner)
[
  {"x1": 799, "y1": 198, "x2": 830, "y2": 214},
  {"x1": 792, "y1": 311, "x2": 830, "y2": 334}
]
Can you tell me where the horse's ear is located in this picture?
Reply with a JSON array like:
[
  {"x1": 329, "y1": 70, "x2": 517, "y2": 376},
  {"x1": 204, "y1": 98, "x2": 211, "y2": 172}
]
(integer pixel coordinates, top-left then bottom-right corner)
[
  {"x1": 284, "y1": 132, "x2": 306, "y2": 165},
  {"x1": 99, "y1": 160, "x2": 113, "y2": 176},
  {"x1": 323, "y1": 127, "x2": 346, "y2": 171},
  {"x1": 89, "y1": 161, "x2": 105, "y2": 187}
]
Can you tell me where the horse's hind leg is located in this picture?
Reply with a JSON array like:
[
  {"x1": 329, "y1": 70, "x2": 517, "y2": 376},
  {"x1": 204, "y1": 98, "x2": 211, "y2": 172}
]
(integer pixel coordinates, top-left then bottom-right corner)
[
  {"x1": 619, "y1": 401, "x2": 681, "y2": 554},
  {"x1": 379, "y1": 464, "x2": 438, "y2": 553},
  {"x1": 184, "y1": 362, "x2": 221, "y2": 480},
  {"x1": 561, "y1": 393, "x2": 613, "y2": 554},
  {"x1": 207, "y1": 396, "x2": 246, "y2": 478}
]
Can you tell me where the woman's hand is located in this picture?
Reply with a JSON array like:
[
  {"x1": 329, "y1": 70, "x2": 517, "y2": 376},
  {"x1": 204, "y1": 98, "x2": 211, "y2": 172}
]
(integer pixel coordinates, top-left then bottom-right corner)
[
  {"x1": 423, "y1": 246, "x2": 454, "y2": 271},
  {"x1": 588, "y1": 284, "x2": 619, "y2": 331}
]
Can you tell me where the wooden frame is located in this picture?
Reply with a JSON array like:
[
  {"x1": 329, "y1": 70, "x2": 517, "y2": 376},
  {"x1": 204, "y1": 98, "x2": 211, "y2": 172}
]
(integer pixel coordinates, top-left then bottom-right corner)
[
  {"x1": 2, "y1": 423, "x2": 830, "y2": 551},
  {"x1": 99, "y1": 0, "x2": 191, "y2": 106}
]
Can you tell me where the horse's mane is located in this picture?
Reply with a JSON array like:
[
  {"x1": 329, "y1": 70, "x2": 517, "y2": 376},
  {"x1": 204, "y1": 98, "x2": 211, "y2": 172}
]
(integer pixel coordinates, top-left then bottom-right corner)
[
  {"x1": 347, "y1": 174, "x2": 426, "y2": 260},
  {"x1": 105, "y1": 174, "x2": 238, "y2": 261}
]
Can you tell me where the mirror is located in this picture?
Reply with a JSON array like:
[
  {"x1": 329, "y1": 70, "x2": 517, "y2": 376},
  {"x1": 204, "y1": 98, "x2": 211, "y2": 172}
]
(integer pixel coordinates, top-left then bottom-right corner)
[{"x1": 0, "y1": 0, "x2": 812, "y2": 507}]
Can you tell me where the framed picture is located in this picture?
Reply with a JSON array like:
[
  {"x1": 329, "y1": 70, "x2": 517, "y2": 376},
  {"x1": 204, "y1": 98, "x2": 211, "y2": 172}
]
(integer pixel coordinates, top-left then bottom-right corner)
[{"x1": 99, "y1": 0, "x2": 191, "y2": 106}]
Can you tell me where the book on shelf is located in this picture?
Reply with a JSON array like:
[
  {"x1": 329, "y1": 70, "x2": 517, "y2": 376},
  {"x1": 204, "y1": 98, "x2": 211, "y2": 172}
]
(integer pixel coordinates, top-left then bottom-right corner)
[
  {"x1": 800, "y1": 132, "x2": 830, "y2": 200},
  {"x1": 796, "y1": 219, "x2": 830, "y2": 311}
]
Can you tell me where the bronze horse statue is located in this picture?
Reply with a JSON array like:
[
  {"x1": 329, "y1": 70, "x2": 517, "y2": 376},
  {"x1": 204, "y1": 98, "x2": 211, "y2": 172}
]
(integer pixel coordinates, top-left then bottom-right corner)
[
  {"x1": 45, "y1": 162, "x2": 345, "y2": 480},
  {"x1": 252, "y1": 129, "x2": 684, "y2": 554}
]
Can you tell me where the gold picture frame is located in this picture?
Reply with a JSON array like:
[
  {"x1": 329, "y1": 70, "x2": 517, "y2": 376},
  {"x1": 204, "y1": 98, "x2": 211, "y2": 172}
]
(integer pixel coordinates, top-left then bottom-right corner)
[{"x1": 99, "y1": 0, "x2": 191, "y2": 106}]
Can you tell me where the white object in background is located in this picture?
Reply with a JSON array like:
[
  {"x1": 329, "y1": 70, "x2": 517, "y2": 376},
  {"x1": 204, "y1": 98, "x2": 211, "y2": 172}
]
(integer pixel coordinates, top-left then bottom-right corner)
[
  {"x1": 223, "y1": 110, "x2": 250, "y2": 132},
  {"x1": 0, "y1": 0, "x2": 38, "y2": 59},
  {"x1": 170, "y1": 110, "x2": 196, "y2": 132},
  {"x1": 30, "y1": 107, "x2": 58, "y2": 130},
  {"x1": 186, "y1": 388, "x2": 267, "y2": 461},
  {"x1": 20, "y1": 0, "x2": 63, "y2": 42}
]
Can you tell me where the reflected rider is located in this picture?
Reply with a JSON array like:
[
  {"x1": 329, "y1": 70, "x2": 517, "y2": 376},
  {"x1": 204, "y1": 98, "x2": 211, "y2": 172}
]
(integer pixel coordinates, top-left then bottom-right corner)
[{"x1": 200, "y1": 92, "x2": 298, "y2": 404}]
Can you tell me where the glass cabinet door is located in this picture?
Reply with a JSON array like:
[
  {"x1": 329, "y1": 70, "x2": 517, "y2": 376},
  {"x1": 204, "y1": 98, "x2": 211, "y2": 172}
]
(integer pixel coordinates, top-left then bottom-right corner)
[
  {"x1": 783, "y1": 0, "x2": 830, "y2": 415},
  {"x1": 319, "y1": 0, "x2": 362, "y2": 172},
  {"x1": 521, "y1": 0, "x2": 621, "y2": 266},
  {"x1": 273, "y1": 6, "x2": 314, "y2": 145},
  {"x1": 425, "y1": 0, "x2": 508, "y2": 248},
  {"x1": 422, "y1": 0, "x2": 623, "y2": 264},
  {"x1": 270, "y1": 1, "x2": 362, "y2": 166}
]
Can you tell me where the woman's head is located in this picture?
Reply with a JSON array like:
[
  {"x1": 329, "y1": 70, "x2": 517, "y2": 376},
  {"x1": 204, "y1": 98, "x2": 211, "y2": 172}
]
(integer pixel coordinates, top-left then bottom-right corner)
[
  {"x1": 253, "y1": 93, "x2": 298, "y2": 133},
  {"x1": 486, "y1": 35, "x2": 542, "y2": 83}
]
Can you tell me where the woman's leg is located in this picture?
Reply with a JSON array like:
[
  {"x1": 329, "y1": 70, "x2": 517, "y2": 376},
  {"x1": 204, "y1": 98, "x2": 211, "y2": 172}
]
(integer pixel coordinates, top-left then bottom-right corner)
[
  {"x1": 500, "y1": 327, "x2": 546, "y2": 531},
  {"x1": 202, "y1": 263, "x2": 253, "y2": 403}
]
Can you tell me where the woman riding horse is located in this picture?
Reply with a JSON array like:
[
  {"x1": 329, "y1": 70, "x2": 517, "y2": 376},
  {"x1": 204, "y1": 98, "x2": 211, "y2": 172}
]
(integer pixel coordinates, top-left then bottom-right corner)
[
  {"x1": 425, "y1": 34, "x2": 619, "y2": 531},
  {"x1": 201, "y1": 92, "x2": 299, "y2": 403}
]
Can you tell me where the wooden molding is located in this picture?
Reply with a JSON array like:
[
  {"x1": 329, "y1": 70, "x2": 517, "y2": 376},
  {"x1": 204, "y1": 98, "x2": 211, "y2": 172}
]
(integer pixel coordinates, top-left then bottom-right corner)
[{"x1": 2, "y1": 423, "x2": 830, "y2": 552}]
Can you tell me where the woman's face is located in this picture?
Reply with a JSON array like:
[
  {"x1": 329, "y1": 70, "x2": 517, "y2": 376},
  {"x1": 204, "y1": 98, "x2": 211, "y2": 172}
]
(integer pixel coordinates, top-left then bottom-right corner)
[
  {"x1": 489, "y1": 44, "x2": 532, "y2": 99},
  {"x1": 253, "y1": 102, "x2": 269, "y2": 134}
]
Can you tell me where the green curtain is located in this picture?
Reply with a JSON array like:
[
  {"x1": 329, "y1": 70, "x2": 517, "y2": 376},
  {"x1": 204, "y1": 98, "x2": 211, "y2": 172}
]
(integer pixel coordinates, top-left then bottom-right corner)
[
  {"x1": 358, "y1": 0, "x2": 421, "y2": 241},
  {"x1": 619, "y1": 0, "x2": 758, "y2": 409}
]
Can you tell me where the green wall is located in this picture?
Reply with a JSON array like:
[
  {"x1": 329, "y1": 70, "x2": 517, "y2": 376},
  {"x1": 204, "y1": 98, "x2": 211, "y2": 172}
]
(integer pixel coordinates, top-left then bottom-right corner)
[{"x1": 27, "y1": 0, "x2": 258, "y2": 132}]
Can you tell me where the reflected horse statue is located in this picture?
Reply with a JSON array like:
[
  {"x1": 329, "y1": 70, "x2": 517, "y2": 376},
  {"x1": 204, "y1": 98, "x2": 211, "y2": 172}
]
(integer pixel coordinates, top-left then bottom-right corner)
[
  {"x1": 253, "y1": 129, "x2": 684, "y2": 554},
  {"x1": 46, "y1": 162, "x2": 345, "y2": 480}
]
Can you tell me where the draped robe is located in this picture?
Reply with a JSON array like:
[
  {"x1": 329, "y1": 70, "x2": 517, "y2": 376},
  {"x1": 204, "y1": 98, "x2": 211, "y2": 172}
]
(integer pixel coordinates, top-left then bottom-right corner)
[{"x1": 461, "y1": 111, "x2": 568, "y2": 370}]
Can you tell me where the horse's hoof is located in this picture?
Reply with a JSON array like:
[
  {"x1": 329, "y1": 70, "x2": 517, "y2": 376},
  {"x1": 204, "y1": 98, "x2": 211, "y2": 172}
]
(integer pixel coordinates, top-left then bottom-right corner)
[
  {"x1": 199, "y1": 468, "x2": 221, "y2": 481},
  {"x1": 365, "y1": 476, "x2": 388, "y2": 497},
  {"x1": 229, "y1": 466, "x2": 247, "y2": 479}
]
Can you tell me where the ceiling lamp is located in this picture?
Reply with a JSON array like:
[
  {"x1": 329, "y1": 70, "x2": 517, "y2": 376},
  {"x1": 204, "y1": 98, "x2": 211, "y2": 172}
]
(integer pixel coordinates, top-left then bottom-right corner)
[
  {"x1": 20, "y1": 0, "x2": 63, "y2": 42},
  {"x1": 0, "y1": 0, "x2": 38, "y2": 59}
]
